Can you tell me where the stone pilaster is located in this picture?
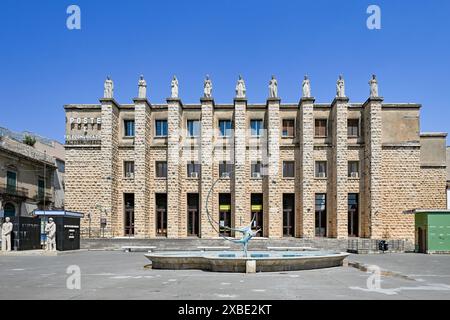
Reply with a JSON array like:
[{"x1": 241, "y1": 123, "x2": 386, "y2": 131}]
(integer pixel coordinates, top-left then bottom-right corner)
[
  {"x1": 167, "y1": 98, "x2": 182, "y2": 238},
  {"x1": 363, "y1": 97, "x2": 383, "y2": 238},
  {"x1": 200, "y1": 97, "x2": 216, "y2": 238},
  {"x1": 265, "y1": 98, "x2": 282, "y2": 238},
  {"x1": 133, "y1": 97, "x2": 151, "y2": 238},
  {"x1": 233, "y1": 97, "x2": 249, "y2": 231},
  {"x1": 331, "y1": 97, "x2": 349, "y2": 239},
  {"x1": 100, "y1": 97, "x2": 120, "y2": 237},
  {"x1": 299, "y1": 97, "x2": 315, "y2": 238}
]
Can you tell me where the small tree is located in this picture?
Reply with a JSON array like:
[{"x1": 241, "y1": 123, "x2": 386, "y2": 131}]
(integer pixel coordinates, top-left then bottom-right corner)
[{"x1": 23, "y1": 135, "x2": 36, "y2": 147}]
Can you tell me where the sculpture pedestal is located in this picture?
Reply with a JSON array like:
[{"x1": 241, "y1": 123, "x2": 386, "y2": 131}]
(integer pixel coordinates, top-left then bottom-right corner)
[{"x1": 246, "y1": 260, "x2": 256, "y2": 273}]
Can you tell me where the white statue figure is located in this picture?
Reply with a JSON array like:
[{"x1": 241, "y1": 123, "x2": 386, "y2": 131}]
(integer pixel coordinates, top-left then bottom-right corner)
[
  {"x1": 45, "y1": 218, "x2": 57, "y2": 251},
  {"x1": 369, "y1": 74, "x2": 379, "y2": 98},
  {"x1": 336, "y1": 74, "x2": 345, "y2": 98},
  {"x1": 302, "y1": 75, "x2": 311, "y2": 98},
  {"x1": 235, "y1": 75, "x2": 246, "y2": 98},
  {"x1": 1, "y1": 217, "x2": 13, "y2": 252},
  {"x1": 204, "y1": 75, "x2": 212, "y2": 98},
  {"x1": 104, "y1": 76, "x2": 114, "y2": 99},
  {"x1": 269, "y1": 75, "x2": 278, "y2": 98},
  {"x1": 171, "y1": 75, "x2": 179, "y2": 98},
  {"x1": 138, "y1": 75, "x2": 147, "y2": 99}
]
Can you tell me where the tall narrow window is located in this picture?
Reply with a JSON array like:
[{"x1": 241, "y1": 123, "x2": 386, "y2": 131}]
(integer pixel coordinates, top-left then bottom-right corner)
[
  {"x1": 124, "y1": 193, "x2": 135, "y2": 236},
  {"x1": 250, "y1": 120, "x2": 264, "y2": 137},
  {"x1": 315, "y1": 194, "x2": 327, "y2": 237},
  {"x1": 251, "y1": 194, "x2": 264, "y2": 237},
  {"x1": 124, "y1": 161, "x2": 135, "y2": 178},
  {"x1": 155, "y1": 161, "x2": 167, "y2": 178},
  {"x1": 124, "y1": 120, "x2": 135, "y2": 137},
  {"x1": 219, "y1": 120, "x2": 232, "y2": 137},
  {"x1": 251, "y1": 161, "x2": 262, "y2": 178},
  {"x1": 38, "y1": 178, "x2": 45, "y2": 199},
  {"x1": 156, "y1": 193, "x2": 167, "y2": 236},
  {"x1": 187, "y1": 120, "x2": 200, "y2": 137},
  {"x1": 347, "y1": 119, "x2": 360, "y2": 137},
  {"x1": 283, "y1": 194, "x2": 295, "y2": 237},
  {"x1": 155, "y1": 119, "x2": 168, "y2": 137},
  {"x1": 282, "y1": 119, "x2": 295, "y2": 137},
  {"x1": 348, "y1": 161, "x2": 360, "y2": 178},
  {"x1": 314, "y1": 119, "x2": 328, "y2": 137},
  {"x1": 6, "y1": 171, "x2": 16, "y2": 193},
  {"x1": 219, "y1": 193, "x2": 232, "y2": 236},
  {"x1": 283, "y1": 161, "x2": 295, "y2": 178},
  {"x1": 187, "y1": 194, "x2": 200, "y2": 237},
  {"x1": 187, "y1": 162, "x2": 201, "y2": 178},
  {"x1": 348, "y1": 193, "x2": 359, "y2": 237},
  {"x1": 219, "y1": 162, "x2": 233, "y2": 178},
  {"x1": 315, "y1": 161, "x2": 327, "y2": 178}
]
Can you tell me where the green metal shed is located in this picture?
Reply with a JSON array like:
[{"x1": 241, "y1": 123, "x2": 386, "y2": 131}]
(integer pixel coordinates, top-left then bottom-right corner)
[{"x1": 414, "y1": 210, "x2": 450, "y2": 254}]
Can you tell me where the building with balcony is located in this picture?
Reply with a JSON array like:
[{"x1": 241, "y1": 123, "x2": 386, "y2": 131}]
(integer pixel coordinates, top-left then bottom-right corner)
[
  {"x1": 0, "y1": 129, "x2": 64, "y2": 218},
  {"x1": 64, "y1": 76, "x2": 448, "y2": 242}
]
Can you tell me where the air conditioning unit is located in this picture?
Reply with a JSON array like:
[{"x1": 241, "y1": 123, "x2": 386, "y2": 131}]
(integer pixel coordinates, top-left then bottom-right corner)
[
  {"x1": 252, "y1": 172, "x2": 262, "y2": 179},
  {"x1": 221, "y1": 172, "x2": 231, "y2": 178},
  {"x1": 350, "y1": 172, "x2": 359, "y2": 179},
  {"x1": 190, "y1": 172, "x2": 199, "y2": 178},
  {"x1": 317, "y1": 172, "x2": 326, "y2": 178}
]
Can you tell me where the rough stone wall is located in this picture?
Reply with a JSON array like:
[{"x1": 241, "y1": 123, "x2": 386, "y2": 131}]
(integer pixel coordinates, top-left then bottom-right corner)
[
  {"x1": 265, "y1": 99, "x2": 282, "y2": 238},
  {"x1": 65, "y1": 147, "x2": 103, "y2": 237},
  {"x1": 233, "y1": 99, "x2": 249, "y2": 232},
  {"x1": 363, "y1": 98, "x2": 383, "y2": 239},
  {"x1": 331, "y1": 98, "x2": 349, "y2": 238},
  {"x1": 167, "y1": 99, "x2": 182, "y2": 238},
  {"x1": 200, "y1": 99, "x2": 216, "y2": 237},
  {"x1": 420, "y1": 167, "x2": 447, "y2": 209},
  {"x1": 381, "y1": 147, "x2": 421, "y2": 241},
  {"x1": 100, "y1": 100, "x2": 120, "y2": 237},
  {"x1": 299, "y1": 98, "x2": 315, "y2": 237},
  {"x1": 134, "y1": 100, "x2": 151, "y2": 237}
]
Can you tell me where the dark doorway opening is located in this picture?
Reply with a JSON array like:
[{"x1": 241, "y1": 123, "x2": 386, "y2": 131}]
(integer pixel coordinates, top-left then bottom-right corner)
[
  {"x1": 315, "y1": 194, "x2": 327, "y2": 237},
  {"x1": 156, "y1": 193, "x2": 167, "y2": 236},
  {"x1": 124, "y1": 193, "x2": 135, "y2": 236},
  {"x1": 251, "y1": 193, "x2": 263, "y2": 237},
  {"x1": 4, "y1": 202, "x2": 16, "y2": 218},
  {"x1": 187, "y1": 193, "x2": 199, "y2": 237},
  {"x1": 219, "y1": 193, "x2": 232, "y2": 236},
  {"x1": 283, "y1": 194, "x2": 295, "y2": 237},
  {"x1": 348, "y1": 193, "x2": 359, "y2": 237}
]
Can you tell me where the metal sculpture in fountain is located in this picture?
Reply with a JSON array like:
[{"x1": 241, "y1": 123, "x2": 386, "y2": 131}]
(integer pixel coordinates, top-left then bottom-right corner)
[{"x1": 205, "y1": 176, "x2": 261, "y2": 257}]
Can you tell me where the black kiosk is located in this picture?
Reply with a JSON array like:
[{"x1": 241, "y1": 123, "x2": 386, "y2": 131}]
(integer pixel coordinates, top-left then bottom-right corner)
[
  {"x1": 34, "y1": 211, "x2": 84, "y2": 251},
  {"x1": 7, "y1": 216, "x2": 41, "y2": 251}
]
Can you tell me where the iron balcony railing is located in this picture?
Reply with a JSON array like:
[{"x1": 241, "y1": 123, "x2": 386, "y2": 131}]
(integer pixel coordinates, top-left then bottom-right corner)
[
  {"x1": 34, "y1": 191, "x2": 53, "y2": 202},
  {"x1": 0, "y1": 184, "x2": 29, "y2": 198}
]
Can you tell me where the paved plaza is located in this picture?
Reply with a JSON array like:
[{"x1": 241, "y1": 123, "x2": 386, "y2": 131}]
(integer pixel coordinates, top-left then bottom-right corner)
[{"x1": 0, "y1": 251, "x2": 449, "y2": 300}]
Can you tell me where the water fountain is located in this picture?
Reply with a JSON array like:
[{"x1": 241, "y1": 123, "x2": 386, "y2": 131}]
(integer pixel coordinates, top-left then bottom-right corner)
[{"x1": 146, "y1": 177, "x2": 349, "y2": 273}]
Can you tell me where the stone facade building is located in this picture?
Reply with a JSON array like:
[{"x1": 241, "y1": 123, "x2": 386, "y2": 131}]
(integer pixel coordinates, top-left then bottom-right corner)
[
  {"x1": 64, "y1": 76, "x2": 447, "y2": 242},
  {"x1": 0, "y1": 133, "x2": 62, "y2": 218}
]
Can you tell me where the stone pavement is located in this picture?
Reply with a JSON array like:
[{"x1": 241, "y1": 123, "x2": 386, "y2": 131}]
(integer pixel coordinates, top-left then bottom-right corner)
[{"x1": 0, "y1": 251, "x2": 449, "y2": 300}]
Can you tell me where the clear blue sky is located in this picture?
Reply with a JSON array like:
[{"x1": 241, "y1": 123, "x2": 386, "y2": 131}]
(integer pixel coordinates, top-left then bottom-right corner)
[{"x1": 0, "y1": 0, "x2": 449, "y2": 144}]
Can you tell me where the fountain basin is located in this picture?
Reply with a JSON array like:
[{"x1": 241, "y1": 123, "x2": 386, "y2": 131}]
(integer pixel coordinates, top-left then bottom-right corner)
[{"x1": 145, "y1": 251, "x2": 349, "y2": 273}]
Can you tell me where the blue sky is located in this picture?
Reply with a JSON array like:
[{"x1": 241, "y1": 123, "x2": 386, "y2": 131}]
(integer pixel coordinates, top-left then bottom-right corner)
[{"x1": 0, "y1": 0, "x2": 449, "y2": 144}]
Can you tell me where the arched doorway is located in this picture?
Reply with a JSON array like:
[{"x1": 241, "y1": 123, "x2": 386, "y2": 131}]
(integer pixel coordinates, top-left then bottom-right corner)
[{"x1": 4, "y1": 203, "x2": 16, "y2": 218}]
